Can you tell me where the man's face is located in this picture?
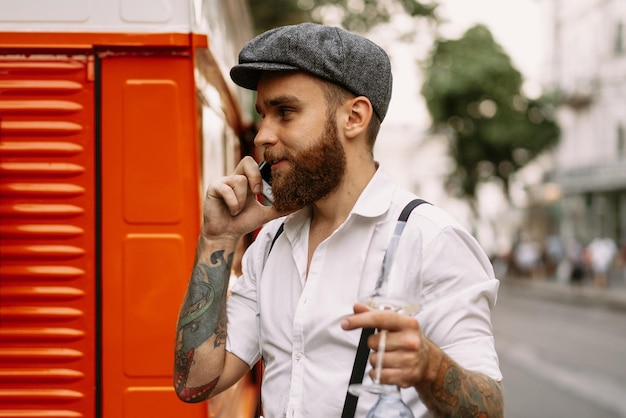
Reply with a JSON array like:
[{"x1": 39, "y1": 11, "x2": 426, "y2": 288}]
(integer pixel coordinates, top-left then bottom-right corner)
[
  {"x1": 255, "y1": 72, "x2": 347, "y2": 212},
  {"x1": 268, "y1": 113, "x2": 346, "y2": 212}
]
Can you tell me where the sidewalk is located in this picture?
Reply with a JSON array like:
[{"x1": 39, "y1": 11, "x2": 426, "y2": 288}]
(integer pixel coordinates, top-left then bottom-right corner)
[{"x1": 499, "y1": 276, "x2": 626, "y2": 312}]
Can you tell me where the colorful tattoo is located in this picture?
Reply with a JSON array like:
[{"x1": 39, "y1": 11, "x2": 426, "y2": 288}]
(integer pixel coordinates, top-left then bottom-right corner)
[
  {"x1": 174, "y1": 246, "x2": 233, "y2": 401},
  {"x1": 426, "y1": 355, "x2": 503, "y2": 417},
  {"x1": 178, "y1": 281, "x2": 214, "y2": 328},
  {"x1": 214, "y1": 314, "x2": 227, "y2": 348},
  {"x1": 174, "y1": 346, "x2": 220, "y2": 402}
]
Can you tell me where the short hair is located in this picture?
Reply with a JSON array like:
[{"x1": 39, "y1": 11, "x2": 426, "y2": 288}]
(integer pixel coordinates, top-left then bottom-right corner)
[{"x1": 320, "y1": 80, "x2": 381, "y2": 154}]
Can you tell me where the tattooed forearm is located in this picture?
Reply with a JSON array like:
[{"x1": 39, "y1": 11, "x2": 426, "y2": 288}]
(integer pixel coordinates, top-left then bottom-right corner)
[
  {"x1": 174, "y1": 347, "x2": 220, "y2": 402},
  {"x1": 214, "y1": 314, "x2": 227, "y2": 348},
  {"x1": 178, "y1": 252, "x2": 230, "y2": 352},
  {"x1": 419, "y1": 354, "x2": 503, "y2": 418},
  {"x1": 174, "y1": 240, "x2": 234, "y2": 402}
]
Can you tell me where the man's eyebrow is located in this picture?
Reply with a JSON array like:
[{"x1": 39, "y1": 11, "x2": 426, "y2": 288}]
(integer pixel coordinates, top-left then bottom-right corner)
[{"x1": 256, "y1": 95, "x2": 302, "y2": 113}]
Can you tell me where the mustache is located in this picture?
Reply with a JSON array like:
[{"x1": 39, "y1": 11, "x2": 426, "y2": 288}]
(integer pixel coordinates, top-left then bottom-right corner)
[{"x1": 263, "y1": 150, "x2": 292, "y2": 164}]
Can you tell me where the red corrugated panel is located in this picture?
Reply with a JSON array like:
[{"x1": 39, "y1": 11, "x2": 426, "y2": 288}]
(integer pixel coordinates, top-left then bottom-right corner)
[{"x1": 0, "y1": 55, "x2": 95, "y2": 418}]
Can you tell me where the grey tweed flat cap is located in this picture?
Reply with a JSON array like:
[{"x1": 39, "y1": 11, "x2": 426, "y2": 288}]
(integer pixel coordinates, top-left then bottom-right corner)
[{"x1": 230, "y1": 22, "x2": 393, "y2": 121}]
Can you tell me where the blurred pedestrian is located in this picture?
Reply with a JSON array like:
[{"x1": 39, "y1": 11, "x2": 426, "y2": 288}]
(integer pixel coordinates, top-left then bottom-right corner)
[
  {"x1": 545, "y1": 234, "x2": 564, "y2": 277},
  {"x1": 513, "y1": 233, "x2": 541, "y2": 278},
  {"x1": 587, "y1": 237, "x2": 617, "y2": 288},
  {"x1": 566, "y1": 240, "x2": 586, "y2": 286}
]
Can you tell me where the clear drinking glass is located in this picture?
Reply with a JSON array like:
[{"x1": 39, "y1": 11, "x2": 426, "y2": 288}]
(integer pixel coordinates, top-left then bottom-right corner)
[
  {"x1": 366, "y1": 385, "x2": 414, "y2": 418},
  {"x1": 348, "y1": 218, "x2": 420, "y2": 417}
]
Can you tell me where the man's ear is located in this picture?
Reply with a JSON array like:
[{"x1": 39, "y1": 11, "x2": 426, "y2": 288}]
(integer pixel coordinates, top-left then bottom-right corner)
[{"x1": 343, "y1": 96, "x2": 373, "y2": 139}]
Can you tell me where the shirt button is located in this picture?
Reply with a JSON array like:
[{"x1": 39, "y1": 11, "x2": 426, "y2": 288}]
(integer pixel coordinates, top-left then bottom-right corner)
[{"x1": 294, "y1": 352, "x2": 302, "y2": 361}]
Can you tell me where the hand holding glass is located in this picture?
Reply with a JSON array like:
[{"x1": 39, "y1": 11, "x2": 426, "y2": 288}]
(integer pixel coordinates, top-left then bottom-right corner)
[{"x1": 348, "y1": 220, "x2": 419, "y2": 417}]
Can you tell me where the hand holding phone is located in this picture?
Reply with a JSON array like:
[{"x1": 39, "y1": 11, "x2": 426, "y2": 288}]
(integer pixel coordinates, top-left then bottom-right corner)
[{"x1": 259, "y1": 161, "x2": 274, "y2": 204}]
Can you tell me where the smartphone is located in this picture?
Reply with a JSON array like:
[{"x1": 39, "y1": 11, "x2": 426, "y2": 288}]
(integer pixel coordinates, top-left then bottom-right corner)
[{"x1": 258, "y1": 161, "x2": 274, "y2": 204}]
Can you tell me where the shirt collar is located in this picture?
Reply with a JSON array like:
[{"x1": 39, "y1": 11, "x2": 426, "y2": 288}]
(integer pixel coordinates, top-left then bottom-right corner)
[
  {"x1": 351, "y1": 168, "x2": 397, "y2": 218},
  {"x1": 283, "y1": 168, "x2": 397, "y2": 230}
]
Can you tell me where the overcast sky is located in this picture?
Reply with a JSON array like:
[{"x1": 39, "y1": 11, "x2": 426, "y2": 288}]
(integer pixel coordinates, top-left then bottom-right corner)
[
  {"x1": 438, "y1": 0, "x2": 547, "y2": 83},
  {"x1": 382, "y1": 0, "x2": 548, "y2": 125}
]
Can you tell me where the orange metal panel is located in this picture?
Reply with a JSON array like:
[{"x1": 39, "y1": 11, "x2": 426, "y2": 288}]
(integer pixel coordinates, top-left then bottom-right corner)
[
  {"x1": 0, "y1": 30, "x2": 256, "y2": 418},
  {"x1": 121, "y1": 81, "x2": 184, "y2": 224},
  {"x1": 0, "y1": 55, "x2": 96, "y2": 417},
  {"x1": 0, "y1": 32, "x2": 206, "y2": 49},
  {"x1": 100, "y1": 54, "x2": 206, "y2": 418},
  {"x1": 123, "y1": 234, "x2": 186, "y2": 377},
  {"x1": 123, "y1": 386, "x2": 206, "y2": 417}
]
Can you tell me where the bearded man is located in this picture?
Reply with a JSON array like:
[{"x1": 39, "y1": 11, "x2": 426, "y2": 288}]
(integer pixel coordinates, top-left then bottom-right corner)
[{"x1": 174, "y1": 23, "x2": 503, "y2": 418}]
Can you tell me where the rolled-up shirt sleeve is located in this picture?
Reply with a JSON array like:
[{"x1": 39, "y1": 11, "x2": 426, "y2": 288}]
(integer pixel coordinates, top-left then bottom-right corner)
[
  {"x1": 225, "y1": 233, "x2": 268, "y2": 368},
  {"x1": 414, "y1": 210, "x2": 502, "y2": 382}
]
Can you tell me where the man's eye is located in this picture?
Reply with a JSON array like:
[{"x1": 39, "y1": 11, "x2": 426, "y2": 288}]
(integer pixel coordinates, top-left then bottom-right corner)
[{"x1": 279, "y1": 108, "x2": 293, "y2": 117}]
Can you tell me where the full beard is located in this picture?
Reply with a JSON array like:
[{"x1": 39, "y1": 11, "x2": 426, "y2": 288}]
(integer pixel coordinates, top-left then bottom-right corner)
[{"x1": 266, "y1": 117, "x2": 347, "y2": 213}]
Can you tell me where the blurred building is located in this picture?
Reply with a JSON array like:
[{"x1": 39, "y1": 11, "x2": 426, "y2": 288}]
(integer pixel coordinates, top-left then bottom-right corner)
[
  {"x1": 377, "y1": 1, "x2": 626, "y2": 259},
  {"x1": 543, "y1": 0, "x2": 626, "y2": 246}
]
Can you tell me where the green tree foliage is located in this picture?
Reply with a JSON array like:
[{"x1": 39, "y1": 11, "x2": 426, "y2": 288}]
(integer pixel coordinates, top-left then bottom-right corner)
[
  {"x1": 248, "y1": 0, "x2": 437, "y2": 34},
  {"x1": 422, "y1": 25, "x2": 560, "y2": 206},
  {"x1": 247, "y1": 0, "x2": 310, "y2": 34}
]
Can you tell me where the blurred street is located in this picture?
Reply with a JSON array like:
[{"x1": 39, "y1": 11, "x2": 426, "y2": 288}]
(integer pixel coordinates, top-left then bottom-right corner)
[{"x1": 494, "y1": 277, "x2": 626, "y2": 418}]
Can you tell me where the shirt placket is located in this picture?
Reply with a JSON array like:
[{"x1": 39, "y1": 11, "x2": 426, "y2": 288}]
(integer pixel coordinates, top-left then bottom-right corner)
[
  {"x1": 286, "y1": 237, "x2": 324, "y2": 417},
  {"x1": 286, "y1": 292, "x2": 306, "y2": 417}
]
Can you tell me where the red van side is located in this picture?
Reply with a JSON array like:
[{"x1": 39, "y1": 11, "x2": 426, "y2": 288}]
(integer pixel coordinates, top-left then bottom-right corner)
[{"x1": 0, "y1": 1, "x2": 257, "y2": 417}]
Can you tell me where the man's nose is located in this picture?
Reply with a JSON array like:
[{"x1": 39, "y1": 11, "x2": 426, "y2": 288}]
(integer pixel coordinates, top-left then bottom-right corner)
[{"x1": 254, "y1": 119, "x2": 278, "y2": 147}]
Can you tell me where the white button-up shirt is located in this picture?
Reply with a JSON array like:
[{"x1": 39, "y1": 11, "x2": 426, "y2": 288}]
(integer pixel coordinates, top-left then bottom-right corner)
[{"x1": 226, "y1": 170, "x2": 502, "y2": 418}]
